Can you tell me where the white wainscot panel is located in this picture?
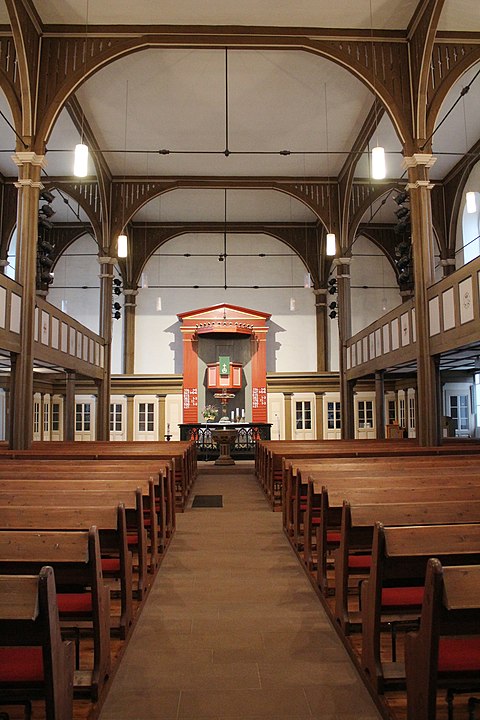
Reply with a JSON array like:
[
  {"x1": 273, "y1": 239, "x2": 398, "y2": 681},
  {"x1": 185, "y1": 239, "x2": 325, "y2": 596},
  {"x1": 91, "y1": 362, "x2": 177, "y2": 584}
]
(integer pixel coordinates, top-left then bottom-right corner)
[
  {"x1": 69, "y1": 329, "x2": 76, "y2": 356},
  {"x1": 375, "y1": 329, "x2": 382, "y2": 357},
  {"x1": 0, "y1": 287, "x2": 6, "y2": 328},
  {"x1": 89, "y1": 339, "x2": 95, "y2": 364},
  {"x1": 351, "y1": 343, "x2": 356, "y2": 367},
  {"x1": 429, "y1": 296, "x2": 440, "y2": 335},
  {"x1": 442, "y1": 287, "x2": 455, "y2": 330},
  {"x1": 51, "y1": 317, "x2": 59, "y2": 349},
  {"x1": 41, "y1": 311, "x2": 49, "y2": 345},
  {"x1": 362, "y1": 337, "x2": 368, "y2": 364},
  {"x1": 458, "y1": 276, "x2": 474, "y2": 324},
  {"x1": 10, "y1": 294, "x2": 21, "y2": 334},
  {"x1": 382, "y1": 324, "x2": 390, "y2": 354},
  {"x1": 83, "y1": 335, "x2": 89, "y2": 361},
  {"x1": 61, "y1": 323, "x2": 68, "y2": 353},
  {"x1": 401, "y1": 312, "x2": 410, "y2": 346},
  {"x1": 356, "y1": 340, "x2": 362, "y2": 365},
  {"x1": 412, "y1": 308, "x2": 416, "y2": 343},
  {"x1": 391, "y1": 318, "x2": 399, "y2": 350},
  {"x1": 347, "y1": 346, "x2": 351, "y2": 370},
  {"x1": 76, "y1": 333, "x2": 82, "y2": 358},
  {"x1": 369, "y1": 333, "x2": 375, "y2": 360}
]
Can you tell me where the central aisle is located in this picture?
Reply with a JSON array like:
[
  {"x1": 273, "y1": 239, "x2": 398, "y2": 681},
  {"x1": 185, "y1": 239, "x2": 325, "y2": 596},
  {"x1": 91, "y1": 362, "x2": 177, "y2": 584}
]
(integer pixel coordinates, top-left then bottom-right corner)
[{"x1": 100, "y1": 464, "x2": 382, "y2": 720}]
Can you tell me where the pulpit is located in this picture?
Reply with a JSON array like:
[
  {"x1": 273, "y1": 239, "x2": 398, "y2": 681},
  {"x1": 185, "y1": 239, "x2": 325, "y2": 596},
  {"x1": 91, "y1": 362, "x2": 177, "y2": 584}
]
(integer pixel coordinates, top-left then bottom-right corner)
[{"x1": 211, "y1": 428, "x2": 237, "y2": 465}]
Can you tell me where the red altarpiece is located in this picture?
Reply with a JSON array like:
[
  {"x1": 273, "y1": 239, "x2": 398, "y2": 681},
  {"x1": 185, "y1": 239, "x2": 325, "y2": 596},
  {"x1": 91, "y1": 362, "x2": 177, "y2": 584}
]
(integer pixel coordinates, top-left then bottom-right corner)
[{"x1": 177, "y1": 304, "x2": 271, "y2": 424}]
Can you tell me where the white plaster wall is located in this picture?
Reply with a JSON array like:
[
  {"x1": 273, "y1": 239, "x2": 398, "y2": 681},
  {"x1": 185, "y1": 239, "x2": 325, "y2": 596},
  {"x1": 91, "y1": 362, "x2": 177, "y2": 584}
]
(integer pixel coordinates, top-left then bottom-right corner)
[
  {"x1": 134, "y1": 232, "x2": 319, "y2": 374},
  {"x1": 350, "y1": 235, "x2": 402, "y2": 335},
  {"x1": 457, "y1": 159, "x2": 480, "y2": 268},
  {"x1": 48, "y1": 234, "x2": 100, "y2": 334}
]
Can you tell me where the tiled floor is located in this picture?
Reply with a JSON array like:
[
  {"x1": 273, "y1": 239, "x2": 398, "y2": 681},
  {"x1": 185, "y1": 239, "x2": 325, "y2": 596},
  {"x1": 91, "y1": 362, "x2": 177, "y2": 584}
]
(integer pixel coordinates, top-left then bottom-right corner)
[{"x1": 99, "y1": 463, "x2": 383, "y2": 720}]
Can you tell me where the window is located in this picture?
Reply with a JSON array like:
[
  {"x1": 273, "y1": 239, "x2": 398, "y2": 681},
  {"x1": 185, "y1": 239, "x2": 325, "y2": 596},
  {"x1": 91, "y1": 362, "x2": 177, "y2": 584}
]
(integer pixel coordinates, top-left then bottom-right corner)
[
  {"x1": 33, "y1": 401, "x2": 40, "y2": 434},
  {"x1": 327, "y1": 401, "x2": 341, "y2": 430},
  {"x1": 295, "y1": 401, "x2": 312, "y2": 430},
  {"x1": 138, "y1": 402, "x2": 154, "y2": 432},
  {"x1": 358, "y1": 400, "x2": 373, "y2": 429},
  {"x1": 399, "y1": 396, "x2": 406, "y2": 428},
  {"x1": 76, "y1": 403, "x2": 91, "y2": 432},
  {"x1": 43, "y1": 402, "x2": 50, "y2": 434},
  {"x1": 462, "y1": 193, "x2": 480, "y2": 266},
  {"x1": 408, "y1": 396, "x2": 416, "y2": 430},
  {"x1": 52, "y1": 403, "x2": 60, "y2": 432},
  {"x1": 110, "y1": 403, "x2": 123, "y2": 432},
  {"x1": 387, "y1": 399, "x2": 396, "y2": 424},
  {"x1": 450, "y1": 394, "x2": 469, "y2": 431}
]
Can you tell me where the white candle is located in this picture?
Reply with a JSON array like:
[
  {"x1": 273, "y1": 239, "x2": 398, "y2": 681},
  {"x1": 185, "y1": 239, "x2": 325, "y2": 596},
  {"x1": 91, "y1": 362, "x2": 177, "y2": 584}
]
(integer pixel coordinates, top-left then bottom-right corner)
[
  {"x1": 241, "y1": 408, "x2": 245, "y2": 418},
  {"x1": 231, "y1": 410, "x2": 234, "y2": 421}
]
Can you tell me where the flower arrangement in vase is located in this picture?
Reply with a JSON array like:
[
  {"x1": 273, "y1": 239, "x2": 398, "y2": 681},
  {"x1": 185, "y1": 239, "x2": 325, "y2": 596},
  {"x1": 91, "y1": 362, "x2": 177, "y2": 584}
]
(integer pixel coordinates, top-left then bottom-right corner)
[{"x1": 202, "y1": 405, "x2": 219, "y2": 423}]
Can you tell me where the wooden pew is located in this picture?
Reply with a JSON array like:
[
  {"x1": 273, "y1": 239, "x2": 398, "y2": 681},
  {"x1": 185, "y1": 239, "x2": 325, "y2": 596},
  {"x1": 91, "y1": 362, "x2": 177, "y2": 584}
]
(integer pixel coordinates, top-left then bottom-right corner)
[
  {"x1": 0, "y1": 566, "x2": 74, "y2": 720},
  {"x1": 0, "y1": 485, "x2": 149, "y2": 597},
  {"x1": 0, "y1": 528, "x2": 110, "y2": 701},
  {"x1": 334, "y1": 499, "x2": 480, "y2": 634},
  {"x1": 0, "y1": 440, "x2": 197, "y2": 511},
  {"x1": 296, "y1": 467, "x2": 480, "y2": 589},
  {"x1": 405, "y1": 559, "x2": 480, "y2": 720},
  {"x1": 0, "y1": 459, "x2": 175, "y2": 550},
  {"x1": 360, "y1": 522, "x2": 480, "y2": 694},
  {"x1": 0, "y1": 505, "x2": 133, "y2": 639}
]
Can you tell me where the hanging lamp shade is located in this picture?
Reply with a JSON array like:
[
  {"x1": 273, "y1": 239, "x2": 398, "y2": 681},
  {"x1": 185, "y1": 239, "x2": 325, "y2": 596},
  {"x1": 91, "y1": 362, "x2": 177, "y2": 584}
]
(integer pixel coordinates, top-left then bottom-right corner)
[
  {"x1": 289, "y1": 297, "x2": 296, "y2": 311},
  {"x1": 74, "y1": 143, "x2": 89, "y2": 177},
  {"x1": 117, "y1": 234, "x2": 128, "y2": 258},
  {"x1": 371, "y1": 145, "x2": 386, "y2": 180},
  {"x1": 326, "y1": 233, "x2": 336, "y2": 256},
  {"x1": 156, "y1": 296, "x2": 162, "y2": 311},
  {"x1": 466, "y1": 191, "x2": 477, "y2": 214}
]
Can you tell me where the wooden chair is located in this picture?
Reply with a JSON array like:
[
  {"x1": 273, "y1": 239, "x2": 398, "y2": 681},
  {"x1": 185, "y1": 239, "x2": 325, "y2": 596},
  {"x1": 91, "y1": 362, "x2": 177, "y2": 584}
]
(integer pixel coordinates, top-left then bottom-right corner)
[{"x1": 0, "y1": 566, "x2": 74, "y2": 720}]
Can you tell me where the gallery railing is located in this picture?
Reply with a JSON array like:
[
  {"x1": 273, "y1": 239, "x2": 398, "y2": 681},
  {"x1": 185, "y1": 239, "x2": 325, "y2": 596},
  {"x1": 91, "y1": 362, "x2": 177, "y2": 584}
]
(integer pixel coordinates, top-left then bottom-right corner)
[{"x1": 179, "y1": 423, "x2": 272, "y2": 460}]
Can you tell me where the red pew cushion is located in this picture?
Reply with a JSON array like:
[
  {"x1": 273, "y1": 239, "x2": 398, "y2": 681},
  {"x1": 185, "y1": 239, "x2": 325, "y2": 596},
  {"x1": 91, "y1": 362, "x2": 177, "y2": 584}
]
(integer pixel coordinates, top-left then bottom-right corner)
[
  {"x1": 381, "y1": 586, "x2": 424, "y2": 607},
  {"x1": 348, "y1": 554, "x2": 372, "y2": 569},
  {"x1": 0, "y1": 647, "x2": 43, "y2": 682},
  {"x1": 438, "y1": 637, "x2": 480, "y2": 672},
  {"x1": 102, "y1": 558, "x2": 121, "y2": 572},
  {"x1": 57, "y1": 592, "x2": 92, "y2": 614}
]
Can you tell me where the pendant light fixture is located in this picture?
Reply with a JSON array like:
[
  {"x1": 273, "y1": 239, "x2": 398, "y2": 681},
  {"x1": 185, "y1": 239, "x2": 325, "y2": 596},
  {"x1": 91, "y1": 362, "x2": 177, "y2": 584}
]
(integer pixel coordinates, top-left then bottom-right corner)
[
  {"x1": 324, "y1": 84, "x2": 337, "y2": 257},
  {"x1": 369, "y1": 0, "x2": 386, "y2": 181},
  {"x1": 117, "y1": 80, "x2": 129, "y2": 259},
  {"x1": 74, "y1": 0, "x2": 89, "y2": 177}
]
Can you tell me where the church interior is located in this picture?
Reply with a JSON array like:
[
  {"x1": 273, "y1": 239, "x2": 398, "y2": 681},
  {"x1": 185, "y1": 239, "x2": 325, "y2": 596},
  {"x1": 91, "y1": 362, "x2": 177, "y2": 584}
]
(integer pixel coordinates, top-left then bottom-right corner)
[{"x1": 0, "y1": 1, "x2": 479, "y2": 719}]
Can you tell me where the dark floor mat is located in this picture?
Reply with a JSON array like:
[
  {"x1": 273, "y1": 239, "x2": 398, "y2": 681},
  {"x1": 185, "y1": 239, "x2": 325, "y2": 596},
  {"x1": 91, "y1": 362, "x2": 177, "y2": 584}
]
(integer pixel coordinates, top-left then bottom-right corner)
[{"x1": 191, "y1": 494, "x2": 223, "y2": 508}]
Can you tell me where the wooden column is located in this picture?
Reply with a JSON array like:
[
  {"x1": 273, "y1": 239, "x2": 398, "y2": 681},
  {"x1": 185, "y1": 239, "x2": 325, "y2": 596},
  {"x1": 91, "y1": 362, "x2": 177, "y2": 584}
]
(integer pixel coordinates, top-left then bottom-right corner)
[
  {"x1": 126, "y1": 394, "x2": 135, "y2": 441},
  {"x1": 375, "y1": 371, "x2": 385, "y2": 439},
  {"x1": 156, "y1": 394, "x2": 167, "y2": 440},
  {"x1": 181, "y1": 329, "x2": 198, "y2": 423},
  {"x1": 314, "y1": 288, "x2": 328, "y2": 371},
  {"x1": 315, "y1": 391, "x2": 324, "y2": 440},
  {"x1": 284, "y1": 392, "x2": 293, "y2": 440},
  {"x1": 64, "y1": 371, "x2": 75, "y2": 441},
  {"x1": 4, "y1": 386, "x2": 10, "y2": 443},
  {"x1": 123, "y1": 289, "x2": 138, "y2": 374},
  {"x1": 10, "y1": 153, "x2": 46, "y2": 449},
  {"x1": 440, "y1": 257, "x2": 456, "y2": 278},
  {"x1": 336, "y1": 258, "x2": 355, "y2": 439},
  {"x1": 251, "y1": 330, "x2": 268, "y2": 423},
  {"x1": 404, "y1": 153, "x2": 440, "y2": 446},
  {"x1": 96, "y1": 256, "x2": 114, "y2": 440}
]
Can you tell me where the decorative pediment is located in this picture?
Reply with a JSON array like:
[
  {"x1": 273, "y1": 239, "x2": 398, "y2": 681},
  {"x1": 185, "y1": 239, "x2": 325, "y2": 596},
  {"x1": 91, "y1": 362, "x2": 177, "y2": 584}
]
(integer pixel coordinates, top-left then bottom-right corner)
[{"x1": 178, "y1": 304, "x2": 270, "y2": 336}]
